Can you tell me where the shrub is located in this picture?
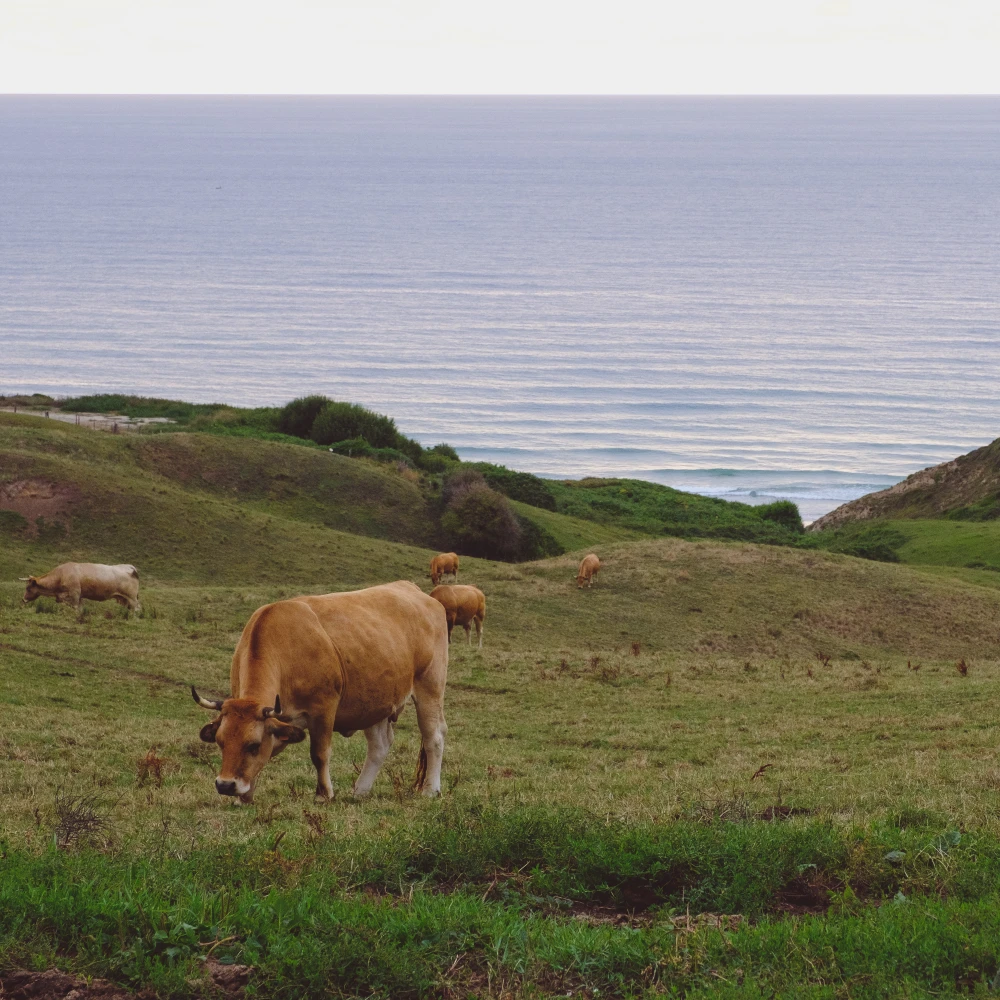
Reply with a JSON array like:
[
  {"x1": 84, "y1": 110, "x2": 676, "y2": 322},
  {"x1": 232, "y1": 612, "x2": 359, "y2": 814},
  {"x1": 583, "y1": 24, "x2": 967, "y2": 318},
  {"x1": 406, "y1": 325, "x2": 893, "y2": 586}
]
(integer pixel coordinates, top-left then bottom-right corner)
[
  {"x1": 277, "y1": 395, "x2": 331, "y2": 439},
  {"x1": 515, "y1": 513, "x2": 563, "y2": 559},
  {"x1": 469, "y1": 463, "x2": 557, "y2": 511},
  {"x1": 756, "y1": 499, "x2": 805, "y2": 533},
  {"x1": 310, "y1": 401, "x2": 399, "y2": 449},
  {"x1": 442, "y1": 467, "x2": 489, "y2": 505},
  {"x1": 327, "y1": 438, "x2": 415, "y2": 467},
  {"x1": 392, "y1": 434, "x2": 424, "y2": 465},
  {"x1": 441, "y1": 484, "x2": 522, "y2": 560},
  {"x1": 429, "y1": 443, "x2": 459, "y2": 462},
  {"x1": 417, "y1": 444, "x2": 460, "y2": 473}
]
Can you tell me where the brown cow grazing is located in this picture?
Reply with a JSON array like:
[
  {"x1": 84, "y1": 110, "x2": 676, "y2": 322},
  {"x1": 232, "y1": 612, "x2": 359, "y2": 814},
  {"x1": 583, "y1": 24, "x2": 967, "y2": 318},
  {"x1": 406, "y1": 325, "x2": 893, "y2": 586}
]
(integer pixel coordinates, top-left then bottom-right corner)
[
  {"x1": 192, "y1": 580, "x2": 449, "y2": 803},
  {"x1": 576, "y1": 553, "x2": 601, "y2": 589},
  {"x1": 430, "y1": 585, "x2": 485, "y2": 649},
  {"x1": 430, "y1": 552, "x2": 459, "y2": 586},
  {"x1": 20, "y1": 562, "x2": 141, "y2": 612}
]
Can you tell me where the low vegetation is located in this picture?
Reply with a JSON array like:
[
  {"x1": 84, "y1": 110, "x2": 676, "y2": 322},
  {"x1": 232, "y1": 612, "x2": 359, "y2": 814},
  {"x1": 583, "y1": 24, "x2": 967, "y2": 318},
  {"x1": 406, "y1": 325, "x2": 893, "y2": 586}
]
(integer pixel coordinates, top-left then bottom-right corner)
[{"x1": 4, "y1": 404, "x2": 1000, "y2": 995}]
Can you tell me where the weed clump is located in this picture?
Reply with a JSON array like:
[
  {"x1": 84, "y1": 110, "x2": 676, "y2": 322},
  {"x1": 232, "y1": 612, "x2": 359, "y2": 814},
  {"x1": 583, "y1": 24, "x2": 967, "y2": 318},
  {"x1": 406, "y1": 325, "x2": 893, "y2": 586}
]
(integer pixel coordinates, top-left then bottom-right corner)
[{"x1": 53, "y1": 790, "x2": 105, "y2": 849}]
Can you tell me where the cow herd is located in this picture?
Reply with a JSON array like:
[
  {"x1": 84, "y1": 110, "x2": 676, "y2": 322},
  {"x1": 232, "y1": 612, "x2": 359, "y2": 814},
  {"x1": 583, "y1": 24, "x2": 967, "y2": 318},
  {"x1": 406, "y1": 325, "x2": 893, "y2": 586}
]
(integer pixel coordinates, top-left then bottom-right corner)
[{"x1": 15, "y1": 549, "x2": 604, "y2": 802}]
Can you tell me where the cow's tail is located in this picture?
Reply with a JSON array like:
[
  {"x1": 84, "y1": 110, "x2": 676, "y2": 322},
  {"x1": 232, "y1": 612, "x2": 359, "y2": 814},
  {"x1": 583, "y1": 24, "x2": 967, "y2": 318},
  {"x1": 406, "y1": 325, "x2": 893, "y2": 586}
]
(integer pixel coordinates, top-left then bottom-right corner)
[{"x1": 413, "y1": 746, "x2": 428, "y2": 792}]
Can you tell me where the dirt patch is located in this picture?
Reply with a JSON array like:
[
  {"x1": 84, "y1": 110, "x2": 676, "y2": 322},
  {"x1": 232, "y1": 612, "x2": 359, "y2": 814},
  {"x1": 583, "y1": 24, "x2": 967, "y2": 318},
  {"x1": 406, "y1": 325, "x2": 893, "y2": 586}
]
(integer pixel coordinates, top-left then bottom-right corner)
[
  {"x1": 0, "y1": 963, "x2": 251, "y2": 999},
  {"x1": 0, "y1": 479, "x2": 79, "y2": 536},
  {"x1": 0, "y1": 969, "x2": 150, "y2": 999},
  {"x1": 773, "y1": 872, "x2": 841, "y2": 915}
]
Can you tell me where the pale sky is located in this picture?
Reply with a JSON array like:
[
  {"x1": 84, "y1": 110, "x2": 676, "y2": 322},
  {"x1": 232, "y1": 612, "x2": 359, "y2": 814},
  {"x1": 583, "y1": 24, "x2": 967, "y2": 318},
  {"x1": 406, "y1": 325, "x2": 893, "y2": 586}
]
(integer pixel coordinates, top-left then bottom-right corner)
[{"x1": 1, "y1": 0, "x2": 998, "y2": 95}]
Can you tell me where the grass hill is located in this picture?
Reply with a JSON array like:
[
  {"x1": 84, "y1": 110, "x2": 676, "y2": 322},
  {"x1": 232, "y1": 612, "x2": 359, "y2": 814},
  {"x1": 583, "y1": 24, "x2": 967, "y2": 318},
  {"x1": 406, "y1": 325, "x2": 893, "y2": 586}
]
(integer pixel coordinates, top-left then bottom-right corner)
[
  {"x1": 811, "y1": 435, "x2": 1000, "y2": 530},
  {"x1": 7, "y1": 409, "x2": 1000, "y2": 996},
  {"x1": 4, "y1": 412, "x2": 1000, "y2": 660}
]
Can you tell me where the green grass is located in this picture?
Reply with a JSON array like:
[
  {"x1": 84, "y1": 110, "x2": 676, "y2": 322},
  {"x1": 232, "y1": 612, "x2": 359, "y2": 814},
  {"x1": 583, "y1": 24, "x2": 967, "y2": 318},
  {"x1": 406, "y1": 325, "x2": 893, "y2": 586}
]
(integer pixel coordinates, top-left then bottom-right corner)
[
  {"x1": 9, "y1": 411, "x2": 1000, "y2": 995},
  {"x1": 546, "y1": 478, "x2": 806, "y2": 545},
  {"x1": 888, "y1": 519, "x2": 1000, "y2": 571}
]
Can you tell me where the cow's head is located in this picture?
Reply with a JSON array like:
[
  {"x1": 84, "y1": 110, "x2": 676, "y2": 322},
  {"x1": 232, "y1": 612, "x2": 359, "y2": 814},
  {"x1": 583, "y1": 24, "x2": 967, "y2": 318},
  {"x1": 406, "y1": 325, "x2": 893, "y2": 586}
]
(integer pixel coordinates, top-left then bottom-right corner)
[
  {"x1": 192, "y1": 687, "x2": 306, "y2": 803},
  {"x1": 18, "y1": 576, "x2": 40, "y2": 603}
]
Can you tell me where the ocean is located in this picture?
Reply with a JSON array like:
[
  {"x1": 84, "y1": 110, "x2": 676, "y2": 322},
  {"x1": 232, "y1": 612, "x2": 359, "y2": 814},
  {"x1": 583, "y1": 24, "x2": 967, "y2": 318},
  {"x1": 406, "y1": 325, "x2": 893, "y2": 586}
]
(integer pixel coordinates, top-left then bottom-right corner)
[{"x1": 2, "y1": 96, "x2": 999, "y2": 521}]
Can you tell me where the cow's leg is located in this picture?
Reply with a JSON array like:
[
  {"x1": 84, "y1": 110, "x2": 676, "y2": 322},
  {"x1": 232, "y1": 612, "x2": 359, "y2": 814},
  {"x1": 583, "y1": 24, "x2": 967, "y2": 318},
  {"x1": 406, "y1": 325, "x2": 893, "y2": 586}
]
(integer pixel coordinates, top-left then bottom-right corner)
[
  {"x1": 476, "y1": 617, "x2": 483, "y2": 650},
  {"x1": 308, "y1": 717, "x2": 336, "y2": 801},
  {"x1": 353, "y1": 718, "x2": 395, "y2": 797},
  {"x1": 412, "y1": 682, "x2": 447, "y2": 797},
  {"x1": 465, "y1": 623, "x2": 472, "y2": 645}
]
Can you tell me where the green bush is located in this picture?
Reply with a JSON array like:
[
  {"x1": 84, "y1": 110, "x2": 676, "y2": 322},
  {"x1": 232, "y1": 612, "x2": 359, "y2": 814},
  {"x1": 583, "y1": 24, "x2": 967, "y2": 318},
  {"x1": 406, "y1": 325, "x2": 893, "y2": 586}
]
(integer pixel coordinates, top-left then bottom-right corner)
[
  {"x1": 469, "y1": 462, "x2": 557, "y2": 511},
  {"x1": 417, "y1": 444, "x2": 460, "y2": 473},
  {"x1": 514, "y1": 512, "x2": 563, "y2": 559},
  {"x1": 326, "y1": 438, "x2": 415, "y2": 467},
  {"x1": 309, "y1": 401, "x2": 400, "y2": 449},
  {"x1": 756, "y1": 499, "x2": 805, "y2": 533},
  {"x1": 277, "y1": 395, "x2": 331, "y2": 439},
  {"x1": 428, "y1": 443, "x2": 459, "y2": 462}
]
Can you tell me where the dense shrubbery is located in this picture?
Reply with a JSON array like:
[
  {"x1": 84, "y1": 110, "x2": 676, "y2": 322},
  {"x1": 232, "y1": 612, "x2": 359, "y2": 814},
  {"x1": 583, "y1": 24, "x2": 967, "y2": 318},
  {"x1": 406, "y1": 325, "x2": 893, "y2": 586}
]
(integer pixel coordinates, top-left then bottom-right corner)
[
  {"x1": 308, "y1": 400, "x2": 400, "y2": 449},
  {"x1": 757, "y1": 499, "x2": 805, "y2": 533},
  {"x1": 274, "y1": 396, "x2": 429, "y2": 468},
  {"x1": 440, "y1": 470, "x2": 522, "y2": 559},
  {"x1": 469, "y1": 462, "x2": 557, "y2": 510},
  {"x1": 276, "y1": 394, "x2": 328, "y2": 438},
  {"x1": 439, "y1": 469, "x2": 561, "y2": 560}
]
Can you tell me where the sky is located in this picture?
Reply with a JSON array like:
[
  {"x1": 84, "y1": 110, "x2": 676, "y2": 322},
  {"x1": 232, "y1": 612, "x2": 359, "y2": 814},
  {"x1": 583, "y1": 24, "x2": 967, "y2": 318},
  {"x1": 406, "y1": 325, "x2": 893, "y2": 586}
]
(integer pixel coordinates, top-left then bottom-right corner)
[{"x1": 1, "y1": 0, "x2": 998, "y2": 94}]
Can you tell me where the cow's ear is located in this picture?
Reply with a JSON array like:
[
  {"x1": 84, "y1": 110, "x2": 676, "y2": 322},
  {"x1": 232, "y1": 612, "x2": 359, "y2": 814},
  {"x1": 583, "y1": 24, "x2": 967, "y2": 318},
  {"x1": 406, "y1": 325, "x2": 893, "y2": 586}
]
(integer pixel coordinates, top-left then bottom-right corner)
[
  {"x1": 266, "y1": 719, "x2": 306, "y2": 744},
  {"x1": 200, "y1": 719, "x2": 220, "y2": 743}
]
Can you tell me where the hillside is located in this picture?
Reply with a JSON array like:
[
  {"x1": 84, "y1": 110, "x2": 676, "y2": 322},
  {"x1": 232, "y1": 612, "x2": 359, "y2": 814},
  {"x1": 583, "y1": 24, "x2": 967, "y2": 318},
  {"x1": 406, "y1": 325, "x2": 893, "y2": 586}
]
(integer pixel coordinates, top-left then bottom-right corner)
[
  {"x1": 0, "y1": 413, "x2": 634, "y2": 584},
  {"x1": 8, "y1": 415, "x2": 1000, "y2": 998},
  {"x1": 811, "y1": 435, "x2": 1000, "y2": 531}
]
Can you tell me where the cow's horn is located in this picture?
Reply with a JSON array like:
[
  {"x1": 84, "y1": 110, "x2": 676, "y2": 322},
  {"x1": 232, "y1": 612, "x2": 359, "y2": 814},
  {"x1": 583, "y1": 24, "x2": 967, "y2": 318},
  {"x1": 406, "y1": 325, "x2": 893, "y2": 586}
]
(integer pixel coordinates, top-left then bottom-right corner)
[
  {"x1": 262, "y1": 694, "x2": 282, "y2": 719},
  {"x1": 191, "y1": 686, "x2": 223, "y2": 711},
  {"x1": 17, "y1": 577, "x2": 30, "y2": 582}
]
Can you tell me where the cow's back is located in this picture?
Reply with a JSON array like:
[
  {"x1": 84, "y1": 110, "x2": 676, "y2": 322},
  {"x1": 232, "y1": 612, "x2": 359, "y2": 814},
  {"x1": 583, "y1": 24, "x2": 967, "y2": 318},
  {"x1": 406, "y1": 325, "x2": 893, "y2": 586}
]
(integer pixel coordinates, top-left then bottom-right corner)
[
  {"x1": 46, "y1": 562, "x2": 139, "y2": 599},
  {"x1": 236, "y1": 582, "x2": 447, "y2": 733}
]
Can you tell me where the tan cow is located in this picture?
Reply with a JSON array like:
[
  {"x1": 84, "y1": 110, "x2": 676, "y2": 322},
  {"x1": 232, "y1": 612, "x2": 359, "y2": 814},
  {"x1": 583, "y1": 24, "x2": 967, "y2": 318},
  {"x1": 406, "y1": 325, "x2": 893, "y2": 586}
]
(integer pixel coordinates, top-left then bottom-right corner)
[
  {"x1": 430, "y1": 552, "x2": 459, "y2": 586},
  {"x1": 20, "y1": 562, "x2": 141, "y2": 611},
  {"x1": 430, "y1": 584, "x2": 485, "y2": 649},
  {"x1": 192, "y1": 580, "x2": 449, "y2": 803},
  {"x1": 576, "y1": 553, "x2": 601, "y2": 589}
]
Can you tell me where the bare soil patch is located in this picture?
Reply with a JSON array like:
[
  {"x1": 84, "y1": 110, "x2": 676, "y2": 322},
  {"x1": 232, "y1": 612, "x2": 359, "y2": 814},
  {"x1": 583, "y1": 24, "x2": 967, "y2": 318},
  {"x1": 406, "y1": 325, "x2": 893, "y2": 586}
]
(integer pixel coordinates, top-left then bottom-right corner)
[
  {"x1": 0, "y1": 962, "x2": 251, "y2": 999},
  {"x1": 0, "y1": 480, "x2": 78, "y2": 535}
]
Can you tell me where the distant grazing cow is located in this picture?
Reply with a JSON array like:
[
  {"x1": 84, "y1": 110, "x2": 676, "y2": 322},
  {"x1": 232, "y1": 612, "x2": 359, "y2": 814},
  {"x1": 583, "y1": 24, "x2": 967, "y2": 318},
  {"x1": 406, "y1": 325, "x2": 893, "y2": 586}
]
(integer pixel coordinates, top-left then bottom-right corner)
[
  {"x1": 192, "y1": 581, "x2": 449, "y2": 803},
  {"x1": 20, "y1": 562, "x2": 141, "y2": 611},
  {"x1": 430, "y1": 584, "x2": 486, "y2": 648},
  {"x1": 576, "y1": 553, "x2": 601, "y2": 589},
  {"x1": 430, "y1": 552, "x2": 459, "y2": 586}
]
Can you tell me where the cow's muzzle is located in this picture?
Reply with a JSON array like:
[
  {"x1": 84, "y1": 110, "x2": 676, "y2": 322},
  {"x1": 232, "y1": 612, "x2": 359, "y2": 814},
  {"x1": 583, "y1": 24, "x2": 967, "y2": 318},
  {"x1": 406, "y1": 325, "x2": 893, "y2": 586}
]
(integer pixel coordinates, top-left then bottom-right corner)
[{"x1": 215, "y1": 778, "x2": 238, "y2": 796}]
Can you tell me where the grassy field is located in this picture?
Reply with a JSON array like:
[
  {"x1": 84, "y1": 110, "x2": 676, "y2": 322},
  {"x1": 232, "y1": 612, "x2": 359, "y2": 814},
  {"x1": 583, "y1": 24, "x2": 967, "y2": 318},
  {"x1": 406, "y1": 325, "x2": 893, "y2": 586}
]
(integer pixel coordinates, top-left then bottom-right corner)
[{"x1": 6, "y1": 413, "x2": 1000, "y2": 996}]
